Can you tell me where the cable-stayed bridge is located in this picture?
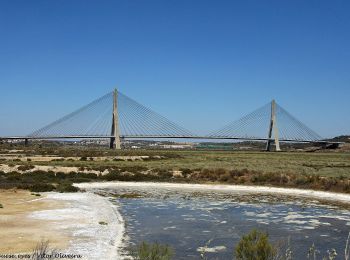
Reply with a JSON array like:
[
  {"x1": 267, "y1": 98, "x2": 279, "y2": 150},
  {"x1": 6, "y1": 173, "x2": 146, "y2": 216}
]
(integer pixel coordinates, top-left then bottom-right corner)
[{"x1": 0, "y1": 89, "x2": 339, "y2": 151}]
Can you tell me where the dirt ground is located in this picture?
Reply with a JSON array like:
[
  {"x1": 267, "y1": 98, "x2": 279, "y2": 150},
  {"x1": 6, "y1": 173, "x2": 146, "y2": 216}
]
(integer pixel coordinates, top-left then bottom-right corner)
[{"x1": 0, "y1": 189, "x2": 70, "y2": 253}]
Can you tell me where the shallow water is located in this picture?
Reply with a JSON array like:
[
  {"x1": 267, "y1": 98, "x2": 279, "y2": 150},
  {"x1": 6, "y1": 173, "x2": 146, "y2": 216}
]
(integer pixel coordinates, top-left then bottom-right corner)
[{"x1": 97, "y1": 186, "x2": 350, "y2": 259}]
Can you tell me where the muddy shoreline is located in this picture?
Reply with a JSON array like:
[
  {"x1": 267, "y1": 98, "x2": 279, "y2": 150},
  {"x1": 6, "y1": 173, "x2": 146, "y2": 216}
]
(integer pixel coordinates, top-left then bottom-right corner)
[
  {"x1": 0, "y1": 190, "x2": 125, "y2": 259},
  {"x1": 76, "y1": 181, "x2": 350, "y2": 204}
]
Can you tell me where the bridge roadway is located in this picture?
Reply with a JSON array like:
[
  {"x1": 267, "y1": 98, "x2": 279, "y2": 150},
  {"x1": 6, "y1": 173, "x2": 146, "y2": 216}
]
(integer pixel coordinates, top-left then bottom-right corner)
[{"x1": 0, "y1": 135, "x2": 343, "y2": 145}]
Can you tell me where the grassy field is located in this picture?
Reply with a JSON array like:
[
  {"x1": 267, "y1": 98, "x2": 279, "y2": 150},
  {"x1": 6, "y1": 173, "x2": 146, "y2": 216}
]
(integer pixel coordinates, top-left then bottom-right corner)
[
  {"x1": 2, "y1": 147, "x2": 350, "y2": 177},
  {"x1": 1, "y1": 144, "x2": 350, "y2": 193}
]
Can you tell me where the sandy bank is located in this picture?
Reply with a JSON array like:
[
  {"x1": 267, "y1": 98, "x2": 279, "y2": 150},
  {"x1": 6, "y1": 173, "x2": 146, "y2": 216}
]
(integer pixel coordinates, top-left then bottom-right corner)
[
  {"x1": 0, "y1": 190, "x2": 68, "y2": 253},
  {"x1": 0, "y1": 190, "x2": 125, "y2": 260},
  {"x1": 75, "y1": 181, "x2": 350, "y2": 204},
  {"x1": 29, "y1": 192, "x2": 125, "y2": 260}
]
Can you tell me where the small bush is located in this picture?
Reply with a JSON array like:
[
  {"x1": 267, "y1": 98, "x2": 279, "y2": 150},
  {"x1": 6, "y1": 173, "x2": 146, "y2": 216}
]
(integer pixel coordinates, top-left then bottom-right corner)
[
  {"x1": 52, "y1": 158, "x2": 64, "y2": 161},
  {"x1": 219, "y1": 172, "x2": 231, "y2": 182},
  {"x1": 30, "y1": 183, "x2": 55, "y2": 192},
  {"x1": 294, "y1": 176, "x2": 310, "y2": 185},
  {"x1": 180, "y1": 168, "x2": 192, "y2": 178},
  {"x1": 136, "y1": 242, "x2": 173, "y2": 260},
  {"x1": 321, "y1": 178, "x2": 337, "y2": 191},
  {"x1": 17, "y1": 165, "x2": 35, "y2": 171},
  {"x1": 113, "y1": 158, "x2": 124, "y2": 161},
  {"x1": 156, "y1": 169, "x2": 173, "y2": 179},
  {"x1": 56, "y1": 183, "x2": 79, "y2": 193},
  {"x1": 0, "y1": 203, "x2": 3, "y2": 208},
  {"x1": 55, "y1": 172, "x2": 66, "y2": 179},
  {"x1": 117, "y1": 193, "x2": 143, "y2": 199},
  {"x1": 230, "y1": 169, "x2": 245, "y2": 178},
  {"x1": 103, "y1": 171, "x2": 122, "y2": 181},
  {"x1": 343, "y1": 182, "x2": 350, "y2": 193},
  {"x1": 235, "y1": 229, "x2": 276, "y2": 260},
  {"x1": 31, "y1": 240, "x2": 57, "y2": 260}
]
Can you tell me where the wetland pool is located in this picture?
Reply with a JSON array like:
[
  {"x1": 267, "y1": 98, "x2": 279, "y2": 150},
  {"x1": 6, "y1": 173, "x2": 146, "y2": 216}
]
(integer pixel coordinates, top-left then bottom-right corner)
[{"x1": 91, "y1": 184, "x2": 350, "y2": 259}]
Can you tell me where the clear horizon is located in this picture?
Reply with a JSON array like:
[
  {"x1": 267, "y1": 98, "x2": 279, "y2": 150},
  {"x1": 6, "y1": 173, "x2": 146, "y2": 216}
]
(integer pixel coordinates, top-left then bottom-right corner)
[{"x1": 0, "y1": 1, "x2": 349, "y2": 138}]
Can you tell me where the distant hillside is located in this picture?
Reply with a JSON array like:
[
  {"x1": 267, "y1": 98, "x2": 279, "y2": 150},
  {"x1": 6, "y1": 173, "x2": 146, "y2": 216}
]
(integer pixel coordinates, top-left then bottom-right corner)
[{"x1": 327, "y1": 135, "x2": 350, "y2": 143}]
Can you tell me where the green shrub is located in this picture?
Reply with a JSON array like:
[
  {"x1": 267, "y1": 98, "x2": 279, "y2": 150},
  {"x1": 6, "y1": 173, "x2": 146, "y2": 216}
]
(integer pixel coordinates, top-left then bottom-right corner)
[
  {"x1": 136, "y1": 242, "x2": 173, "y2": 260},
  {"x1": 180, "y1": 168, "x2": 192, "y2": 178},
  {"x1": 102, "y1": 171, "x2": 122, "y2": 181},
  {"x1": 17, "y1": 165, "x2": 35, "y2": 171},
  {"x1": 230, "y1": 169, "x2": 245, "y2": 178},
  {"x1": 56, "y1": 183, "x2": 79, "y2": 193},
  {"x1": 343, "y1": 182, "x2": 350, "y2": 193},
  {"x1": 250, "y1": 174, "x2": 265, "y2": 183},
  {"x1": 29, "y1": 183, "x2": 56, "y2": 192},
  {"x1": 52, "y1": 158, "x2": 65, "y2": 161},
  {"x1": 235, "y1": 229, "x2": 276, "y2": 260},
  {"x1": 117, "y1": 193, "x2": 143, "y2": 199},
  {"x1": 55, "y1": 172, "x2": 66, "y2": 179},
  {"x1": 0, "y1": 203, "x2": 3, "y2": 208},
  {"x1": 294, "y1": 176, "x2": 310, "y2": 185},
  {"x1": 22, "y1": 171, "x2": 56, "y2": 182},
  {"x1": 320, "y1": 178, "x2": 337, "y2": 190},
  {"x1": 113, "y1": 158, "x2": 124, "y2": 161},
  {"x1": 121, "y1": 166, "x2": 148, "y2": 173},
  {"x1": 218, "y1": 172, "x2": 231, "y2": 182},
  {"x1": 156, "y1": 169, "x2": 173, "y2": 179}
]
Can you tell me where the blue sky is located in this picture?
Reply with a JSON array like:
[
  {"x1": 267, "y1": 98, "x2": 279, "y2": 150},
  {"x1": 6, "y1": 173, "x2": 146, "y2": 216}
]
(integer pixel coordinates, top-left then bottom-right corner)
[{"x1": 0, "y1": 0, "x2": 349, "y2": 137}]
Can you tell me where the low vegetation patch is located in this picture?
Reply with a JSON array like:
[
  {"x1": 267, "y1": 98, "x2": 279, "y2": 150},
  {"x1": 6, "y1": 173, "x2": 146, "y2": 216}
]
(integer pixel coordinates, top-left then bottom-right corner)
[
  {"x1": 0, "y1": 170, "x2": 81, "y2": 193},
  {"x1": 135, "y1": 242, "x2": 173, "y2": 260},
  {"x1": 56, "y1": 183, "x2": 79, "y2": 193},
  {"x1": 29, "y1": 183, "x2": 56, "y2": 192},
  {"x1": 235, "y1": 229, "x2": 275, "y2": 260},
  {"x1": 187, "y1": 168, "x2": 350, "y2": 193},
  {"x1": 2, "y1": 165, "x2": 350, "y2": 193},
  {"x1": 133, "y1": 229, "x2": 348, "y2": 259},
  {"x1": 0, "y1": 148, "x2": 349, "y2": 194},
  {"x1": 114, "y1": 192, "x2": 144, "y2": 199},
  {"x1": 17, "y1": 164, "x2": 35, "y2": 171},
  {"x1": 31, "y1": 240, "x2": 57, "y2": 260}
]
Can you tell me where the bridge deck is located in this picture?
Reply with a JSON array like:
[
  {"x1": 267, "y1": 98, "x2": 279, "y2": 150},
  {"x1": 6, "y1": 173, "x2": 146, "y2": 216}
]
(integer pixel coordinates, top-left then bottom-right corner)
[{"x1": 0, "y1": 135, "x2": 343, "y2": 144}]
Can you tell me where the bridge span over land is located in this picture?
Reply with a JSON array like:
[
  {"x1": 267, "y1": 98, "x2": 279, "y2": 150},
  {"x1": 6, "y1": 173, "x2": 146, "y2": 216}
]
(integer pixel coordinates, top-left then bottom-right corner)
[{"x1": 0, "y1": 89, "x2": 340, "y2": 151}]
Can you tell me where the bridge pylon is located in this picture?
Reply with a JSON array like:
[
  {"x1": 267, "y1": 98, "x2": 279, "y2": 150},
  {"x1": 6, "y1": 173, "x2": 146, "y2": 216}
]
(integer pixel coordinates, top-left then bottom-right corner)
[
  {"x1": 110, "y1": 88, "x2": 121, "y2": 149},
  {"x1": 266, "y1": 99, "x2": 281, "y2": 152}
]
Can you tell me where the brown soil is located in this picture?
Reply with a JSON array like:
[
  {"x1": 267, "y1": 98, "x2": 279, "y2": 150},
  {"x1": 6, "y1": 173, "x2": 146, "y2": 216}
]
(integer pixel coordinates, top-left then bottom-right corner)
[{"x1": 0, "y1": 189, "x2": 70, "y2": 254}]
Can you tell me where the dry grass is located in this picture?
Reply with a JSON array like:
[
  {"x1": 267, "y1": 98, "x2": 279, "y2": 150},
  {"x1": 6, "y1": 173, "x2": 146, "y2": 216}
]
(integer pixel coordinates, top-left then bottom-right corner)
[
  {"x1": 1, "y1": 146, "x2": 350, "y2": 193},
  {"x1": 2, "y1": 150, "x2": 349, "y2": 178}
]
